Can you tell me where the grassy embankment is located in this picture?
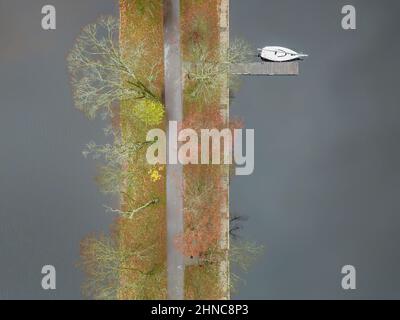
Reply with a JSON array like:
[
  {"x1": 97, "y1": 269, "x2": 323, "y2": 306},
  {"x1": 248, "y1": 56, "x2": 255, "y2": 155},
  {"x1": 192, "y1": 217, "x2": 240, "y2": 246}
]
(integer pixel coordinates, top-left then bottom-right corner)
[
  {"x1": 119, "y1": 0, "x2": 229, "y2": 299},
  {"x1": 180, "y1": 0, "x2": 227, "y2": 300},
  {"x1": 117, "y1": 0, "x2": 167, "y2": 299}
]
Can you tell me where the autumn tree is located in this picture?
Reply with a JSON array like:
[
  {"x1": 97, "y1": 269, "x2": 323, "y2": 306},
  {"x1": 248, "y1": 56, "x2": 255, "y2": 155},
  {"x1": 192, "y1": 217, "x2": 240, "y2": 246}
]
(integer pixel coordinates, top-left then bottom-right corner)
[
  {"x1": 79, "y1": 234, "x2": 158, "y2": 299},
  {"x1": 74, "y1": 4, "x2": 167, "y2": 301},
  {"x1": 184, "y1": 38, "x2": 253, "y2": 103},
  {"x1": 67, "y1": 15, "x2": 165, "y2": 217},
  {"x1": 82, "y1": 134, "x2": 144, "y2": 197},
  {"x1": 83, "y1": 132, "x2": 160, "y2": 217},
  {"x1": 229, "y1": 241, "x2": 263, "y2": 293},
  {"x1": 67, "y1": 16, "x2": 163, "y2": 119},
  {"x1": 173, "y1": 106, "x2": 243, "y2": 258},
  {"x1": 175, "y1": 163, "x2": 226, "y2": 258}
]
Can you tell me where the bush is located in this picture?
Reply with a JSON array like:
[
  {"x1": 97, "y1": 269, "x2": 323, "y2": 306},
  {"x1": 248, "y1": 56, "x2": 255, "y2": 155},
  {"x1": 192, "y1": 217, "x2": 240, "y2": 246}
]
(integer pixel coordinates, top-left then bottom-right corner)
[{"x1": 132, "y1": 98, "x2": 165, "y2": 127}]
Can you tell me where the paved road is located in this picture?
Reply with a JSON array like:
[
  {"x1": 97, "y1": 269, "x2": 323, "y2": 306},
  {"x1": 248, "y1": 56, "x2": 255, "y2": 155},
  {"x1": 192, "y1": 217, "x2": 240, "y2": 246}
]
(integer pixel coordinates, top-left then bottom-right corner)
[{"x1": 163, "y1": 0, "x2": 184, "y2": 300}]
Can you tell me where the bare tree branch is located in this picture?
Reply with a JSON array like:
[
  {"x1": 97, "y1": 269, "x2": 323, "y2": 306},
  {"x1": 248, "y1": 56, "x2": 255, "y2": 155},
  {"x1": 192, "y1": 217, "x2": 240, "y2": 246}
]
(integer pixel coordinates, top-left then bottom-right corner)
[{"x1": 104, "y1": 198, "x2": 160, "y2": 219}]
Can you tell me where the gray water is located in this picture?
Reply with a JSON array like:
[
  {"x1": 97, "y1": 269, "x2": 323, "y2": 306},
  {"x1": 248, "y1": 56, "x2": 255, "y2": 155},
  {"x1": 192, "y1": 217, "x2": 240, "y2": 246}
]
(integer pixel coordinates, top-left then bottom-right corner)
[{"x1": 231, "y1": 0, "x2": 400, "y2": 299}]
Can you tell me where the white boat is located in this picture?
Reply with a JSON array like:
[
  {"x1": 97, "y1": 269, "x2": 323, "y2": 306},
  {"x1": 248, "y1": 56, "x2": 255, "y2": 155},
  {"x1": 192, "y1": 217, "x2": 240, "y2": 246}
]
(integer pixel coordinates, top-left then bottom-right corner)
[{"x1": 258, "y1": 46, "x2": 308, "y2": 62}]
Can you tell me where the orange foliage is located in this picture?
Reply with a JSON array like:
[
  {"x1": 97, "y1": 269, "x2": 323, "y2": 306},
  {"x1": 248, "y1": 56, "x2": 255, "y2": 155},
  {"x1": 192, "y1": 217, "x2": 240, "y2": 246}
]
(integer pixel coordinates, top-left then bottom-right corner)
[
  {"x1": 182, "y1": 104, "x2": 243, "y2": 132},
  {"x1": 180, "y1": 0, "x2": 228, "y2": 300},
  {"x1": 176, "y1": 165, "x2": 226, "y2": 258}
]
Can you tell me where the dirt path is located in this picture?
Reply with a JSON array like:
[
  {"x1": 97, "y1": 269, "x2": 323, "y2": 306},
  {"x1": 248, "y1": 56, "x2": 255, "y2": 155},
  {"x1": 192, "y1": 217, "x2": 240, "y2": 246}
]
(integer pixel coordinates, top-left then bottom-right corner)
[{"x1": 163, "y1": 0, "x2": 184, "y2": 300}]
